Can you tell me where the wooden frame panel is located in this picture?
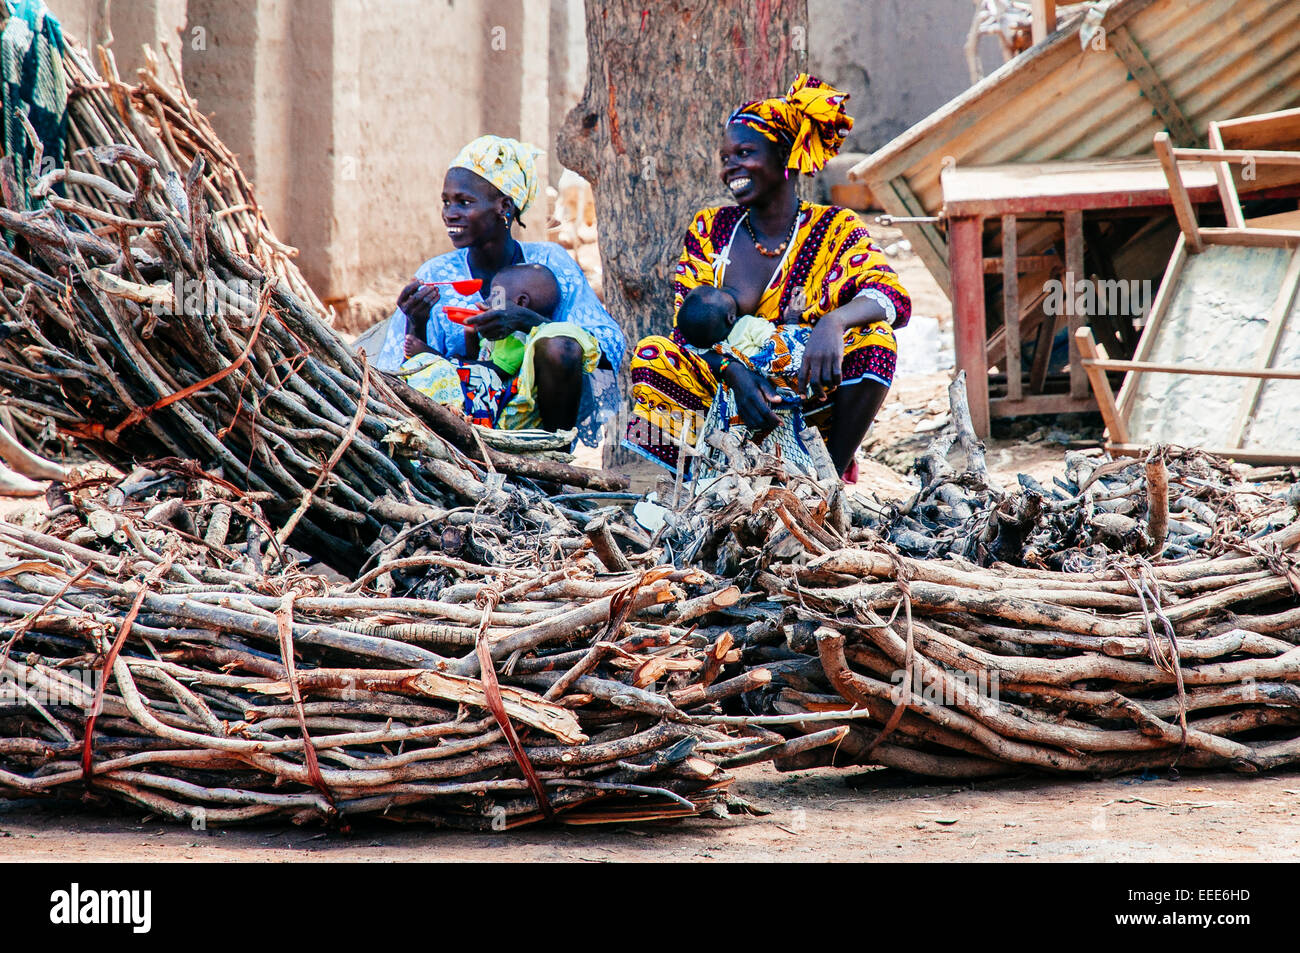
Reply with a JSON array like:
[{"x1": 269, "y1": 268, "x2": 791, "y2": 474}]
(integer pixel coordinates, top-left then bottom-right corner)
[{"x1": 1087, "y1": 131, "x2": 1300, "y2": 462}]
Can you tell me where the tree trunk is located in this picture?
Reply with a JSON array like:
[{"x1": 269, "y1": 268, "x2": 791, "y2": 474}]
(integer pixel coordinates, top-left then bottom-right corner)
[{"x1": 557, "y1": 0, "x2": 809, "y2": 465}]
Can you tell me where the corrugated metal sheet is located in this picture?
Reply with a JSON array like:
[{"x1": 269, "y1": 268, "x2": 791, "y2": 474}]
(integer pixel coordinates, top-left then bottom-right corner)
[{"x1": 851, "y1": 0, "x2": 1300, "y2": 281}]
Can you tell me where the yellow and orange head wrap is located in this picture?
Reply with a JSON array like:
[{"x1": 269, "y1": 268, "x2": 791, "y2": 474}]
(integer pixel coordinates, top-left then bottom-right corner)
[{"x1": 727, "y1": 73, "x2": 853, "y2": 176}]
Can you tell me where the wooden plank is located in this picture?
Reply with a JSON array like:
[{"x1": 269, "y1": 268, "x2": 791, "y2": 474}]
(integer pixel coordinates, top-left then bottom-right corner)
[
  {"x1": 1086, "y1": 359, "x2": 1300, "y2": 382},
  {"x1": 990, "y1": 395, "x2": 1097, "y2": 417},
  {"x1": 1215, "y1": 106, "x2": 1300, "y2": 141},
  {"x1": 1246, "y1": 210, "x2": 1300, "y2": 231},
  {"x1": 1064, "y1": 210, "x2": 1087, "y2": 399},
  {"x1": 984, "y1": 254, "x2": 1059, "y2": 274},
  {"x1": 1001, "y1": 214, "x2": 1022, "y2": 401},
  {"x1": 940, "y1": 157, "x2": 1221, "y2": 218},
  {"x1": 1117, "y1": 233, "x2": 1187, "y2": 420},
  {"x1": 1207, "y1": 122, "x2": 1245, "y2": 229},
  {"x1": 1215, "y1": 107, "x2": 1300, "y2": 194},
  {"x1": 1154, "y1": 133, "x2": 1204, "y2": 253},
  {"x1": 949, "y1": 215, "x2": 989, "y2": 437},
  {"x1": 1108, "y1": 25, "x2": 1198, "y2": 148},
  {"x1": 1030, "y1": 0, "x2": 1059, "y2": 42},
  {"x1": 1031, "y1": 0, "x2": 1057, "y2": 45},
  {"x1": 1075, "y1": 328, "x2": 1130, "y2": 444},
  {"x1": 1199, "y1": 228, "x2": 1300, "y2": 248},
  {"x1": 1106, "y1": 443, "x2": 1300, "y2": 465},
  {"x1": 1228, "y1": 249, "x2": 1300, "y2": 447},
  {"x1": 1029, "y1": 310, "x2": 1060, "y2": 396},
  {"x1": 1170, "y1": 148, "x2": 1300, "y2": 166}
]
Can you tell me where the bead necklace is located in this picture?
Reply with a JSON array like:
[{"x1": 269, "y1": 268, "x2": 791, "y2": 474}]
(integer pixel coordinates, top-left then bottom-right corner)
[{"x1": 742, "y1": 203, "x2": 802, "y2": 258}]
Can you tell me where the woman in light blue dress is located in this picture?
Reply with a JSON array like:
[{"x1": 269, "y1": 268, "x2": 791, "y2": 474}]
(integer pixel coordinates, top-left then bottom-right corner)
[{"x1": 371, "y1": 136, "x2": 624, "y2": 447}]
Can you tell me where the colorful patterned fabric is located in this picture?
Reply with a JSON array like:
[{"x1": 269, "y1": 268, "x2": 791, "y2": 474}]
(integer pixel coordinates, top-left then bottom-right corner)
[
  {"x1": 2, "y1": 0, "x2": 67, "y2": 209},
  {"x1": 371, "y1": 242, "x2": 624, "y2": 447},
  {"x1": 624, "y1": 203, "x2": 907, "y2": 471},
  {"x1": 457, "y1": 363, "x2": 512, "y2": 427},
  {"x1": 398, "y1": 322, "x2": 597, "y2": 432},
  {"x1": 728, "y1": 73, "x2": 852, "y2": 176},
  {"x1": 724, "y1": 314, "x2": 776, "y2": 356},
  {"x1": 449, "y1": 135, "x2": 543, "y2": 215},
  {"x1": 693, "y1": 385, "x2": 817, "y2": 484},
  {"x1": 742, "y1": 322, "x2": 898, "y2": 394},
  {"x1": 399, "y1": 352, "x2": 465, "y2": 408},
  {"x1": 398, "y1": 352, "x2": 514, "y2": 427}
]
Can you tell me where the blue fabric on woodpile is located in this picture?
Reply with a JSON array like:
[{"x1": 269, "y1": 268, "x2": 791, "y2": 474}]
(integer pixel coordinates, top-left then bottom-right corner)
[{"x1": 2, "y1": 0, "x2": 67, "y2": 208}]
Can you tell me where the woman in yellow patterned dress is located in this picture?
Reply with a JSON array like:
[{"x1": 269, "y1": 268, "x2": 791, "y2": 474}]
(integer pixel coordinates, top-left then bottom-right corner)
[{"x1": 623, "y1": 74, "x2": 910, "y2": 478}]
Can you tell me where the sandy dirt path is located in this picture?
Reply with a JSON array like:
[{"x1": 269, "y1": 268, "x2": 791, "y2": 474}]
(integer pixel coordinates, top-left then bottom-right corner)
[{"x1": 4, "y1": 765, "x2": 1298, "y2": 863}]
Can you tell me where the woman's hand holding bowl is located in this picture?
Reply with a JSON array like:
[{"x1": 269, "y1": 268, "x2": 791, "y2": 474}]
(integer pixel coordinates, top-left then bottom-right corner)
[{"x1": 465, "y1": 303, "x2": 544, "y2": 341}]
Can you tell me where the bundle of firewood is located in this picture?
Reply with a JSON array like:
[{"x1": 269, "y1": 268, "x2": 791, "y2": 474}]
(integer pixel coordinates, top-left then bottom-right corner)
[
  {"x1": 59, "y1": 40, "x2": 327, "y2": 319},
  {"x1": 744, "y1": 523, "x2": 1300, "y2": 777},
  {"x1": 662, "y1": 377, "x2": 1300, "y2": 778},
  {"x1": 657, "y1": 373, "x2": 1295, "y2": 586},
  {"x1": 0, "y1": 465, "x2": 853, "y2": 827},
  {"x1": 849, "y1": 374, "x2": 1295, "y2": 569}
]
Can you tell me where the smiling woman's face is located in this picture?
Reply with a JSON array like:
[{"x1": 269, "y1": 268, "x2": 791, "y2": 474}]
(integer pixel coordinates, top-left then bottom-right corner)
[
  {"x1": 719, "y1": 124, "x2": 787, "y2": 207},
  {"x1": 441, "y1": 167, "x2": 510, "y2": 248}
]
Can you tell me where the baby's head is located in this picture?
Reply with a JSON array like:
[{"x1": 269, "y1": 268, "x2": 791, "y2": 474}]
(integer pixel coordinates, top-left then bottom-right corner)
[
  {"x1": 488, "y1": 263, "x2": 561, "y2": 318},
  {"x1": 677, "y1": 285, "x2": 738, "y2": 349}
]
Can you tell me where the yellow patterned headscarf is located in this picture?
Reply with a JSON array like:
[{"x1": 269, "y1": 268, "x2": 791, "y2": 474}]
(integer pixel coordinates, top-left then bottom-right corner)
[
  {"x1": 449, "y1": 135, "x2": 544, "y2": 216},
  {"x1": 727, "y1": 74, "x2": 853, "y2": 176}
]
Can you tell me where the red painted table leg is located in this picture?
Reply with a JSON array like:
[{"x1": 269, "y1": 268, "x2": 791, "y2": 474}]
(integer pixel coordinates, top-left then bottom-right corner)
[{"x1": 949, "y1": 215, "x2": 990, "y2": 437}]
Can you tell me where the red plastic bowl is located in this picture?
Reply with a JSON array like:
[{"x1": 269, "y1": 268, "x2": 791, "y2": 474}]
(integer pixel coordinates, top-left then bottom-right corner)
[{"x1": 443, "y1": 305, "x2": 486, "y2": 325}]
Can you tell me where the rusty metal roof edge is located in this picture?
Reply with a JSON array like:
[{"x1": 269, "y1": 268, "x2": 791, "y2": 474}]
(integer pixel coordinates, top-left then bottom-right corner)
[{"x1": 847, "y1": 0, "x2": 1161, "y2": 185}]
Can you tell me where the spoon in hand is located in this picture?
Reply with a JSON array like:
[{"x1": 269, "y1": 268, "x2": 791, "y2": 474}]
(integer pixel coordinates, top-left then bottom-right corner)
[{"x1": 419, "y1": 279, "x2": 483, "y2": 295}]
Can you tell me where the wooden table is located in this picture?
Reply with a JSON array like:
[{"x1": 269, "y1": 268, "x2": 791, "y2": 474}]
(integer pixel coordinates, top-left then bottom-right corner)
[{"x1": 943, "y1": 157, "x2": 1224, "y2": 436}]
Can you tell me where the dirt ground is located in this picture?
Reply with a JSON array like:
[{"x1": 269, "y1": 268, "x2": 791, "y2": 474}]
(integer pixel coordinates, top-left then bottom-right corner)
[
  {"x1": 4, "y1": 229, "x2": 1289, "y2": 864},
  {"x1": 4, "y1": 765, "x2": 1299, "y2": 862}
]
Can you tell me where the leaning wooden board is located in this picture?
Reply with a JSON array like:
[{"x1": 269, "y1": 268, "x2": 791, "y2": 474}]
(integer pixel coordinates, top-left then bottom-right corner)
[{"x1": 1109, "y1": 236, "x2": 1300, "y2": 463}]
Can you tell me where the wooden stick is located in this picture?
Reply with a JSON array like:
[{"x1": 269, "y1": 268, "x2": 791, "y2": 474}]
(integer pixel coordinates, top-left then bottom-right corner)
[
  {"x1": 1155, "y1": 132, "x2": 1204, "y2": 253},
  {"x1": 1083, "y1": 358, "x2": 1300, "y2": 381},
  {"x1": 1075, "y1": 327, "x2": 1130, "y2": 443},
  {"x1": 1145, "y1": 448, "x2": 1168, "y2": 556}
]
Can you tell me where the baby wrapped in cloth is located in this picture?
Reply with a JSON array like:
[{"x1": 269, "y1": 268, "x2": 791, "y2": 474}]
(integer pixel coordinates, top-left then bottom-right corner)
[{"x1": 674, "y1": 285, "x2": 834, "y2": 477}]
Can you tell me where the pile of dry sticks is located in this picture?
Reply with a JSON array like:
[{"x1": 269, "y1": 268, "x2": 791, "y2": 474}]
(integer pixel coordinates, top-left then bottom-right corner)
[
  {"x1": 0, "y1": 463, "x2": 850, "y2": 827},
  {"x1": 0, "y1": 37, "x2": 849, "y2": 827},
  {"x1": 663, "y1": 377, "x2": 1300, "y2": 778},
  {"x1": 0, "y1": 37, "x2": 632, "y2": 574}
]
